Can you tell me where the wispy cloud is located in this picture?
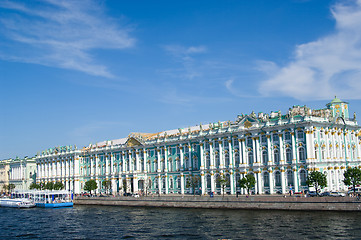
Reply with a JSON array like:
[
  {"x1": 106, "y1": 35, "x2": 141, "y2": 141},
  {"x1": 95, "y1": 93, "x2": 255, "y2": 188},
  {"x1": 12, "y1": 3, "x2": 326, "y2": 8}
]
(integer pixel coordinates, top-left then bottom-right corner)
[
  {"x1": 258, "y1": 0, "x2": 361, "y2": 100},
  {"x1": 0, "y1": 0, "x2": 135, "y2": 77},
  {"x1": 162, "y1": 45, "x2": 207, "y2": 79}
]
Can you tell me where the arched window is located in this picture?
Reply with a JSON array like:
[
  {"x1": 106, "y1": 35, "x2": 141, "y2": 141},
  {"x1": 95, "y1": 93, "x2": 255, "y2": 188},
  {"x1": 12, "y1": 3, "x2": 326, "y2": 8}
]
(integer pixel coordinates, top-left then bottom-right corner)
[
  {"x1": 169, "y1": 178, "x2": 173, "y2": 189},
  {"x1": 162, "y1": 178, "x2": 166, "y2": 189},
  {"x1": 273, "y1": 134, "x2": 279, "y2": 142},
  {"x1": 225, "y1": 153, "x2": 230, "y2": 167},
  {"x1": 193, "y1": 156, "x2": 198, "y2": 170},
  {"x1": 285, "y1": 132, "x2": 291, "y2": 140},
  {"x1": 297, "y1": 130, "x2": 304, "y2": 139},
  {"x1": 206, "y1": 154, "x2": 210, "y2": 169},
  {"x1": 248, "y1": 152, "x2": 253, "y2": 165},
  {"x1": 236, "y1": 173, "x2": 241, "y2": 189},
  {"x1": 287, "y1": 170, "x2": 294, "y2": 186},
  {"x1": 226, "y1": 174, "x2": 231, "y2": 188},
  {"x1": 275, "y1": 172, "x2": 281, "y2": 186},
  {"x1": 177, "y1": 177, "x2": 181, "y2": 189},
  {"x1": 207, "y1": 175, "x2": 211, "y2": 189},
  {"x1": 264, "y1": 172, "x2": 269, "y2": 187},
  {"x1": 262, "y1": 151, "x2": 268, "y2": 165},
  {"x1": 261, "y1": 135, "x2": 267, "y2": 143},
  {"x1": 274, "y1": 149, "x2": 280, "y2": 164},
  {"x1": 215, "y1": 153, "x2": 220, "y2": 168},
  {"x1": 235, "y1": 152, "x2": 240, "y2": 166},
  {"x1": 215, "y1": 175, "x2": 221, "y2": 188},
  {"x1": 286, "y1": 148, "x2": 292, "y2": 163},
  {"x1": 321, "y1": 147, "x2": 326, "y2": 160},
  {"x1": 298, "y1": 148, "x2": 306, "y2": 162}
]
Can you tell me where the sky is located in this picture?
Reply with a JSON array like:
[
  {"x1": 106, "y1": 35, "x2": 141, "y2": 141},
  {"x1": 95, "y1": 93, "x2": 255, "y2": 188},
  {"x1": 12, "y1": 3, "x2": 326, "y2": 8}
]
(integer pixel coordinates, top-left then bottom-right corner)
[{"x1": 1, "y1": 0, "x2": 361, "y2": 159}]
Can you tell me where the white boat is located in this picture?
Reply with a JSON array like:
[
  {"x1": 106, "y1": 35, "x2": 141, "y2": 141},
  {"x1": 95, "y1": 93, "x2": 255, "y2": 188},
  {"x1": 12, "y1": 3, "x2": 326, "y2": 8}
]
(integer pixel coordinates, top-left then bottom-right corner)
[
  {"x1": 14, "y1": 190, "x2": 73, "y2": 208},
  {"x1": 0, "y1": 198, "x2": 36, "y2": 208}
]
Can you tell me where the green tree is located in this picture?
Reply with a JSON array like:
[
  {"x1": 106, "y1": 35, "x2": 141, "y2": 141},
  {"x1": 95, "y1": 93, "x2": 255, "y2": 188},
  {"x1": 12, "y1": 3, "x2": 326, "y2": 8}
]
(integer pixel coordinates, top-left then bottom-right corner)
[
  {"x1": 44, "y1": 182, "x2": 54, "y2": 190},
  {"x1": 238, "y1": 173, "x2": 256, "y2": 195},
  {"x1": 216, "y1": 175, "x2": 229, "y2": 197},
  {"x1": 343, "y1": 167, "x2": 361, "y2": 195},
  {"x1": 84, "y1": 179, "x2": 98, "y2": 195},
  {"x1": 306, "y1": 171, "x2": 327, "y2": 196},
  {"x1": 102, "y1": 180, "x2": 111, "y2": 194},
  {"x1": 8, "y1": 183, "x2": 16, "y2": 193},
  {"x1": 54, "y1": 181, "x2": 65, "y2": 190},
  {"x1": 186, "y1": 175, "x2": 200, "y2": 196},
  {"x1": 29, "y1": 183, "x2": 41, "y2": 190}
]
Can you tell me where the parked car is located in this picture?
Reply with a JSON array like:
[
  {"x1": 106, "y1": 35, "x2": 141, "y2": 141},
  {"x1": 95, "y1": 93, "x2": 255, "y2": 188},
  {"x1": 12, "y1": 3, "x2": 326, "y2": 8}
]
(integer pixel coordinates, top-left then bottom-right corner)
[
  {"x1": 123, "y1": 192, "x2": 132, "y2": 196},
  {"x1": 307, "y1": 191, "x2": 318, "y2": 197},
  {"x1": 132, "y1": 193, "x2": 140, "y2": 198},
  {"x1": 330, "y1": 191, "x2": 346, "y2": 197},
  {"x1": 321, "y1": 192, "x2": 332, "y2": 197}
]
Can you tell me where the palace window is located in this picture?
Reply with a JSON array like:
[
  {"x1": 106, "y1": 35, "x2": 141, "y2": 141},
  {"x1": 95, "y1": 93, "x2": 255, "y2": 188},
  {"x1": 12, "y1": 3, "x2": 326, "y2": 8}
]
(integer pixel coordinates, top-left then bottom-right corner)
[
  {"x1": 287, "y1": 170, "x2": 294, "y2": 186},
  {"x1": 169, "y1": 178, "x2": 173, "y2": 189},
  {"x1": 206, "y1": 154, "x2": 210, "y2": 169},
  {"x1": 297, "y1": 130, "x2": 304, "y2": 139},
  {"x1": 234, "y1": 152, "x2": 240, "y2": 166},
  {"x1": 207, "y1": 175, "x2": 211, "y2": 189},
  {"x1": 225, "y1": 153, "x2": 230, "y2": 167},
  {"x1": 286, "y1": 148, "x2": 292, "y2": 163},
  {"x1": 274, "y1": 149, "x2": 280, "y2": 164},
  {"x1": 298, "y1": 148, "x2": 306, "y2": 162},
  {"x1": 247, "y1": 137, "x2": 253, "y2": 146},
  {"x1": 275, "y1": 172, "x2": 281, "y2": 186},
  {"x1": 248, "y1": 152, "x2": 253, "y2": 165},
  {"x1": 300, "y1": 170, "x2": 307, "y2": 186},
  {"x1": 261, "y1": 135, "x2": 267, "y2": 144},
  {"x1": 285, "y1": 132, "x2": 291, "y2": 140},
  {"x1": 262, "y1": 151, "x2": 268, "y2": 165},
  {"x1": 273, "y1": 134, "x2": 279, "y2": 142},
  {"x1": 215, "y1": 153, "x2": 220, "y2": 167},
  {"x1": 263, "y1": 172, "x2": 269, "y2": 187}
]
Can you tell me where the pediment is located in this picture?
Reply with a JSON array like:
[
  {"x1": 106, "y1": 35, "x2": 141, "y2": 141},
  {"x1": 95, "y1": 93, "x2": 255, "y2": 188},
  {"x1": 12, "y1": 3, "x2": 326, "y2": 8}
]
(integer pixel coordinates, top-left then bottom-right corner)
[
  {"x1": 126, "y1": 137, "x2": 143, "y2": 147},
  {"x1": 236, "y1": 115, "x2": 259, "y2": 128}
]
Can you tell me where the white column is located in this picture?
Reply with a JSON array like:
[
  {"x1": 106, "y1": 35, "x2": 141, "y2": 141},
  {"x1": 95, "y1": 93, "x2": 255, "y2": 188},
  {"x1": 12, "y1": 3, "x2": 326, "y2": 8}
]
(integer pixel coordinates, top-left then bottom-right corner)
[
  {"x1": 188, "y1": 145, "x2": 192, "y2": 170},
  {"x1": 291, "y1": 132, "x2": 297, "y2": 162},
  {"x1": 293, "y1": 169, "x2": 299, "y2": 192},
  {"x1": 180, "y1": 146, "x2": 184, "y2": 171},
  {"x1": 136, "y1": 151, "x2": 140, "y2": 173},
  {"x1": 281, "y1": 169, "x2": 286, "y2": 194},
  {"x1": 201, "y1": 172, "x2": 205, "y2": 195},
  {"x1": 210, "y1": 172, "x2": 215, "y2": 193},
  {"x1": 252, "y1": 137, "x2": 256, "y2": 164},
  {"x1": 210, "y1": 141, "x2": 214, "y2": 168},
  {"x1": 219, "y1": 139, "x2": 224, "y2": 168},
  {"x1": 257, "y1": 171, "x2": 262, "y2": 194},
  {"x1": 269, "y1": 171, "x2": 274, "y2": 194},
  {"x1": 241, "y1": 138, "x2": 246, "y2": 165},
  {"x1": 230, "y1": 172, "x2": 235, "y2": 194},
  {"x1": 228, "y1": 138, "x2": 233, "y2": 168},
  {"x1": 143, "y1": 150, "x2": 147, "y2": 172},
  {"x1": 279, "y1": 133, "x2": 284, "y2": 163},
  {"x1": 267, "y1": 135, "x2": 272, "y2": 164},
  {"x1": 164, "y1": 148, "x2": 168, "y2": 172},
  {"x1": 200, "y1": 142, "x2": 204, "y2": 170},
  {"x1": 180, "y1": 173, "x2": 184, "y2": 194}
]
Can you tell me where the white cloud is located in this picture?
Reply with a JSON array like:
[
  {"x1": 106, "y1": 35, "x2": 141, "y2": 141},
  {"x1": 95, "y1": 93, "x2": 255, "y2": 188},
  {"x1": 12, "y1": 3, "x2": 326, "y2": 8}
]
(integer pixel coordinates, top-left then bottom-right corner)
[
  {"x1": 0, "y1": 0, "x2": 135, "y2": 77},
  {"x1": 258, "y1": 0, "x2": 361, "y2": 100},
  {"x1": 163, "y1": 44, "x2": 207, "y2": 80}
]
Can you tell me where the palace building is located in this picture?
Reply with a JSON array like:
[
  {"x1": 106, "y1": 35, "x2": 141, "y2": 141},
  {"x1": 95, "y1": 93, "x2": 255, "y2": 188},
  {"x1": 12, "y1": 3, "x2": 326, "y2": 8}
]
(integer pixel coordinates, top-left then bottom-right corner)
[{"x1": 35, "y1": 97, "x2": 361, "y2": 195}]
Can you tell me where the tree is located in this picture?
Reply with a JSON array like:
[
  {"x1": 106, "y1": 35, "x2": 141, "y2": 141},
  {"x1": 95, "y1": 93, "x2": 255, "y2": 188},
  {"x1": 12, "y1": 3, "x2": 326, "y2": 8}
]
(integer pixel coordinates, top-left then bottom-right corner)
[
  {"x1": 84, "y1": 179, "x2": 97, "y2": 195},
  {"x1": 238, "y1": 173, "x2": 256, "y2": 195},
  {"x1": 8, "y1": 183, "x2": 16, "y2": 193},
  {"x1": 29, "y1": 183, "x2": 41, "y2": 190},
  {"x1": 44, "y1": 182, "x2": 54, "y2": 190},
  {"x1": 54, "y1": 181, "x2": 65, "y2": 190},
  {"x1": 102, "y1": 180, "x2": 111, "y2": 194},
  {"x1": 306, "y1": 171, "x2": 327, "y2": 196},
  {"x1": 186, "y1": 175, "x2": 200, "y2": 196},
  {"x1": 343, "y1": 167, "x2": 361, "y2": 195},
  {"x1": 217, "y1": 175, "x2": 229, "y2": 197}
]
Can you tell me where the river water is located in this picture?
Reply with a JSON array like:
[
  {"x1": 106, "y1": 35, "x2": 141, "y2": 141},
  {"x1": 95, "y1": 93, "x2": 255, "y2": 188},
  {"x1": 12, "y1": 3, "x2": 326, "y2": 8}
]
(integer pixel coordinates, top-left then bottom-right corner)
[{"x1": 1, "y1": 205, "x2": 361, "y2": 239}]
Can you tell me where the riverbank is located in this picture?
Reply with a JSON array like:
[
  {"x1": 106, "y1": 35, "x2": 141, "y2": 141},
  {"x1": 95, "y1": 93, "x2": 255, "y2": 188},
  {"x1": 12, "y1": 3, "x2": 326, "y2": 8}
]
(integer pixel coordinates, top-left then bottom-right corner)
[{"x1": 74, "y1": 195, "x2": 361, "y2": 211}]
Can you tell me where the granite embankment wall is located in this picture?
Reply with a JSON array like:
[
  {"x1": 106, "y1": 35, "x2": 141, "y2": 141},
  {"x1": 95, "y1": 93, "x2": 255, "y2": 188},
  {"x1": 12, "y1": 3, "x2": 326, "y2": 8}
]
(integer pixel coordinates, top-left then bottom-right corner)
[{"x1": 74, "y1": 195, "x2": 361, "y2": 211}]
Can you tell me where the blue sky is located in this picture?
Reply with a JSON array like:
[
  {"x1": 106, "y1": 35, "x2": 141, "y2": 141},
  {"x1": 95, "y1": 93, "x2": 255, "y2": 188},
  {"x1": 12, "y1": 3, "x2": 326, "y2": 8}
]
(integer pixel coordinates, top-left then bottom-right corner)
[{"x1": 1, "y1": 0, "x2": 361, "y2": 159}]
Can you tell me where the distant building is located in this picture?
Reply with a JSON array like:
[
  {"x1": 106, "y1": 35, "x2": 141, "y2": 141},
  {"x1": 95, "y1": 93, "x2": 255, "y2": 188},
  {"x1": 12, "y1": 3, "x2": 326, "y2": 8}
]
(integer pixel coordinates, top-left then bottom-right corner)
[
  {"x1": 8, "y1": 157, "x2": 36, "y2": 191},
  {"x1": 0, "y1": 159, "x2": 10, "y2": 193},
  {"x1": 35, "y1": 97, "x2": 361, "y2": 195}
]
